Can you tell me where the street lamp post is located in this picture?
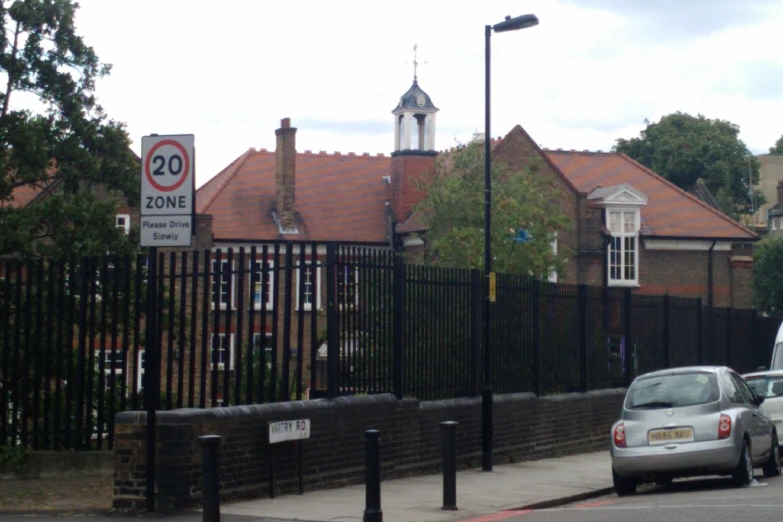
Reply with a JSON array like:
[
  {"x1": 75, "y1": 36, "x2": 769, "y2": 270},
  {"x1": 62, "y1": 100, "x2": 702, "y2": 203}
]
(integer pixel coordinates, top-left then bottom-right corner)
[{"x1": 483, "y1": 13, "x2": 539, "y2": 473}]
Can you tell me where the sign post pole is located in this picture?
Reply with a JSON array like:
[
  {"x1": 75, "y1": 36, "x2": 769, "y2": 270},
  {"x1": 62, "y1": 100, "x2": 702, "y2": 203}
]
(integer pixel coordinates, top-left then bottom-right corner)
[
  {"x1": 140, "y1": 134, "x2": 194, "y2": 512},
  {"x1": 145, "y1": 246, "x2": 158, "y2": 512}
]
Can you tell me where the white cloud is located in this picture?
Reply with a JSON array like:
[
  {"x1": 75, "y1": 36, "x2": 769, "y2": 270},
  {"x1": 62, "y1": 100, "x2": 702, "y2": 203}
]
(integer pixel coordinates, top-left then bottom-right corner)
[{"x1": 65, "y1": 0, "x2": 783, "y2": 186}]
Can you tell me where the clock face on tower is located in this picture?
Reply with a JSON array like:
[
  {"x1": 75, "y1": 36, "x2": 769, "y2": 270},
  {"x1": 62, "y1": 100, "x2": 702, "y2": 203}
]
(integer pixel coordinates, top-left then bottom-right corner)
[{"x1": 416, "y1": 94, "x2": 425, "y2": 107}]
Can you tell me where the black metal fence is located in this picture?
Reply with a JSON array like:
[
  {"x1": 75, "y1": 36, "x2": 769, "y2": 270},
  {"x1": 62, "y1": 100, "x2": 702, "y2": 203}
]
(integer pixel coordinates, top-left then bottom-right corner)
[{"x1": 0, "y1": 242, "x2": 779, "y2": 451}]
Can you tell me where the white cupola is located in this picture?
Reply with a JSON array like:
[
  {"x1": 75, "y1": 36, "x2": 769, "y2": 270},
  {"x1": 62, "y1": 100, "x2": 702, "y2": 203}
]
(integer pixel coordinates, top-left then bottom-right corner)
[{"x1": 392, "y1": 77, "x2": 439, "y2": 153}]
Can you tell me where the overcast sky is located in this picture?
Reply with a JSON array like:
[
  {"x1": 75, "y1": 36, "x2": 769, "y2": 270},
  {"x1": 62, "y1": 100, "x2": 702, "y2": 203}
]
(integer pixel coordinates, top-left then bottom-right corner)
[{"x1": 65, "y1": 0, "x2": 783, "y2": 188}]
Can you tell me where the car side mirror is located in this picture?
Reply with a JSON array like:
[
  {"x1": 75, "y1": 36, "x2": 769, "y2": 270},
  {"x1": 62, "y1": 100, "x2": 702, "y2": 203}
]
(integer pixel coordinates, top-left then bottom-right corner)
[{"x1": 754, "y1": 394, "x2": 765, "y2": 406}]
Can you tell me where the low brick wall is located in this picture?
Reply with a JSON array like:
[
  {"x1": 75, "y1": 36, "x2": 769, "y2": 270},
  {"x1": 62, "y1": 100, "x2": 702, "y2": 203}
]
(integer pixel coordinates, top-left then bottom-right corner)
[{"x1": 113, "y1": 389, "x2": 625, "y2": 510}]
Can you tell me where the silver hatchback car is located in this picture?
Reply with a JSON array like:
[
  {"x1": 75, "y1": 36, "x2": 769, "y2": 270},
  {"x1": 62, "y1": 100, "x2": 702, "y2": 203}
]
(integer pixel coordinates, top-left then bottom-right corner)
[{"x1": 611, "y1": 366, "x2": 781, "y2": 495}]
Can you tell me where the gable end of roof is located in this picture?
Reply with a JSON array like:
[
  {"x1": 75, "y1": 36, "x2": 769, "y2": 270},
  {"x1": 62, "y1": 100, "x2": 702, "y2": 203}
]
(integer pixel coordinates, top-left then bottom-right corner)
[{"x1": 496, "y1": 125, "x2": 580, "y2": 194}]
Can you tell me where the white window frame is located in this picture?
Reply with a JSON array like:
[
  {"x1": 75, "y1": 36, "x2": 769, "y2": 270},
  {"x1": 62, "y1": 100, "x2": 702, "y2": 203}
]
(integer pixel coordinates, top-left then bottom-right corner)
[
  {"x1": 548, "y1": 236, "x2": 558, "y2": 283},
  {"x1": 94, "y1": 349, "x2": 125, "y2": 391},
  {"x1": 210, "y1": 333, "x2": 235, "y2": 371},
  {"x1": 211, "y1": 259, "x2": 235, "y2": 310},
  {"x1": 338, "y1": 264, "x2": 359, "y2": 310},
  {"x1": 773, "y1": 217, "x2": 779, "y2": 231},
  {"x1": 136, "y1": 350, "x2": 146, "y2": 392},
  {"x1": 115, "y1": 214, "x2": 131, "y2": 235},
  {"x1": 607, "y1": 209, "x2": 640, "y2": 287},
  {"x1": 296, "y1": 261, "x2": 322, "y2": 311},
  {"x1": 250, "y1": 260, "x2": 275, "y2": 310},
  {"x1": 252, "y1": 332, "x2": 274, "y2": 361}
]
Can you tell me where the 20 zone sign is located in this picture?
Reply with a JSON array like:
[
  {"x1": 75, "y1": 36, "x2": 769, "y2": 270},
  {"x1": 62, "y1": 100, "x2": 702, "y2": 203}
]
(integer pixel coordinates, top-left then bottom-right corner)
[
  {"x1": 145, "y1": 139, "x2": 190, "y2": 192},
  {"x1": 140, "y1": 134, "x2": 194, "y2": 247},
  {"x1": 140, "y1": 134, "x2": 194, "y2": 217}
]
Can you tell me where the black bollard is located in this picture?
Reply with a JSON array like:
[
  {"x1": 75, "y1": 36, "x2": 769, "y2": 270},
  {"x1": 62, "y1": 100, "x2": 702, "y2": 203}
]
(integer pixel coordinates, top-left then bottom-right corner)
[
  {"x1": 441, "y1": 421, "x2": 458, "y2": 510},
  {"x1": 199, "y1": 435, "x2": 222, "y2": 522},
  {"x1": 482, "y1": 386, "x2": 493, "y2": 471},
  {"x1": 364, "y1": 429, "x2": 382, "y2": 522}
]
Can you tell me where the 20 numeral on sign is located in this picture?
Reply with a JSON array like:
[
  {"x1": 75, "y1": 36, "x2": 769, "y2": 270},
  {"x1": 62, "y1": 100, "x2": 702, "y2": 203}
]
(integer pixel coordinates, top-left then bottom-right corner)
[{"x1": 151, "y1": 154, "x2": 183, "y2": 176}]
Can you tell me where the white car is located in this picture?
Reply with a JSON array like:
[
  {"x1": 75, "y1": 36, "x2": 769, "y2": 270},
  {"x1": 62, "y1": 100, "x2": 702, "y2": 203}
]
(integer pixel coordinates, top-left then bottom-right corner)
[{"x1": 743, "y1": 369, "x2": 783, "y2": 445}]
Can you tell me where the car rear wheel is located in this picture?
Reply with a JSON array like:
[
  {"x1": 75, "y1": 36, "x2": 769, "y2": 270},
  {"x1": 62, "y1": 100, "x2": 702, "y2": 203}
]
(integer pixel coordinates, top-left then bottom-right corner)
[
  {"x1": 612, "y1": 467, "x2": 637, "y2": 496},
  {"x1": 762, "y1": 433, "x2": 782, "y2": 477},
  {"x1": 732, "y1": 439, "x2": 753, "y2": 486}
]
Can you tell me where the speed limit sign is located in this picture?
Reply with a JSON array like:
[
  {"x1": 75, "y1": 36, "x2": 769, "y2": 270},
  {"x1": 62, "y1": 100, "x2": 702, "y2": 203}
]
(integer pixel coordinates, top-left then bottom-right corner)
[{"x1": 140, "y1": 134, "x2": 194, "y2": 247}]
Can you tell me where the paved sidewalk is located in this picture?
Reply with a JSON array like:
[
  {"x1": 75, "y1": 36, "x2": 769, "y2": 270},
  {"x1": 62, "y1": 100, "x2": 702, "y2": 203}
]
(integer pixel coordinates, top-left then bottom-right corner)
[{"x1": 221, "y1": 451, "x2": 614, "y2": 522}]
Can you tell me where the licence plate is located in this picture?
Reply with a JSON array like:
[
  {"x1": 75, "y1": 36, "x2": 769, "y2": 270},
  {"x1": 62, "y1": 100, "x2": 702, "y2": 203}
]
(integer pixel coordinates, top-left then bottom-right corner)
[{"x1": 648, "y1": 427, "x2": 694, "y2": 445}]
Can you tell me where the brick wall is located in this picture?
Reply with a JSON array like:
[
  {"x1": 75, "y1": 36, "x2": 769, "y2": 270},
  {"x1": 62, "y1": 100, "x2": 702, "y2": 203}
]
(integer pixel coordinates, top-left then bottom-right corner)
[
  {"x1": 113, "y1": 389, "x2": 624, "y2": 511},
  {"x1": 576, "y1": 197, "x2": 605, "y2": 286},
  {"x1": 492, "y1": 127, "x2": 579, "y2": 284},
  {"x1": 390, "y1": 151, "x2": 438, "y2": 223}
]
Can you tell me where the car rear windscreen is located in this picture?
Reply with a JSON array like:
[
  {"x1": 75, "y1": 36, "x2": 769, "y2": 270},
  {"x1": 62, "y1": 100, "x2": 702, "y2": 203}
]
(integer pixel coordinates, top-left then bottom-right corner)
[
  {"x1": 745, "y1": 375, "x2": 783, "y2": 398},
  {"x1": 625, "y1": 372, "x2": 720, "y2": 409}
]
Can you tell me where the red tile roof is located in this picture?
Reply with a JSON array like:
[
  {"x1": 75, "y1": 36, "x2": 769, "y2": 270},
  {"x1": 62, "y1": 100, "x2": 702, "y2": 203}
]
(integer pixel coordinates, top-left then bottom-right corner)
[
  {"x1": 545, "y1": 151, "x2": 756, "y2": 240},
  {"x1": 6, "y1": 184, "x2": 44, "y2": 208},
  {"x1": 3, "y1": 178, "x2": 59, "y2": 209},
  {"x1": 196, "y1": 149, "x2": 392, "y2": 243},
  {"x1": 197, "y1": 127, "x2": 755, "y2": 244}
]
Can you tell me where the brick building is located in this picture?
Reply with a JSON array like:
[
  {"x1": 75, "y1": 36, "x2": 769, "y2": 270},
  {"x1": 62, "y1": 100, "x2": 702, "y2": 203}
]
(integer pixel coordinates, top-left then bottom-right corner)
[
  {"x1": 4, "y1": 150, "x2": 216, "y2": 403},
  {"x1": 767, "y1": 180, "x2": 783, "y2": 238},
  {"x1": 189, "y1": 78, "x2": 759, "y2": 401},
  {"x1": 489, "y1": 126, "x2": 758, "y2": 308}
]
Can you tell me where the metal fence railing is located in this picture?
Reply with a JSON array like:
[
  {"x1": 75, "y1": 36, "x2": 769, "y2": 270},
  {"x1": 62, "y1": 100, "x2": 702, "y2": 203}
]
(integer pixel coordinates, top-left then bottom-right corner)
[{"x1": 1, "y1": 243, "x2": 778, "y2": 451}]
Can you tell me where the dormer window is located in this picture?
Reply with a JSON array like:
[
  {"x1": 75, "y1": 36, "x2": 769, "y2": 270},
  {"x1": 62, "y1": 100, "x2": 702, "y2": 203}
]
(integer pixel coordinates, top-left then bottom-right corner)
[
  {"x1": 587, "y1": 183, "x2": 647, "y2": 288},
  {"x1": 608, "y1": 209, "x2": 640, "y2": 286}
]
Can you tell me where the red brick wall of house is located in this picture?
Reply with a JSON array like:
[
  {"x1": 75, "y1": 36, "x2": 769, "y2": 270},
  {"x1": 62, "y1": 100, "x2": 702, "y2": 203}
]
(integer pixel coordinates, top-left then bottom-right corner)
[
  {"x1": 730, "y1": 249, "x2": 754, "y2": 309},
  {"x1": 390, "y1": 152, "x2": 437, "y2": 223},
  {"x1": 635, "y1": 248, "x2": 731, "y2": 306},
  {"x1": 576, "y1": 197, "x2": 606, "y2": 286},
  {"x1": 491, "y1": 129, "x2": 579, "y2": 283}
]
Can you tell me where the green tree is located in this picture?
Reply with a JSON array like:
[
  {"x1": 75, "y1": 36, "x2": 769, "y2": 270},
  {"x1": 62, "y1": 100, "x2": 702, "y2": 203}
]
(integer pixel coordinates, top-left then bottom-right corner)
[
  {"x1": 0, "y1": 0, "x2": 139, "y2": 260},
  {"x1": 753, "y1": 237, "x2": 783, "y2": 316},
  {"x1": 613, "y1": 112, "x2": 762, "y2": 218},
  {"x1": 416, "y1": 141, "x2": 570, "y2": 279},
  {"x1": 770, "y1": 135, "x2": 783, "y2": 155}
]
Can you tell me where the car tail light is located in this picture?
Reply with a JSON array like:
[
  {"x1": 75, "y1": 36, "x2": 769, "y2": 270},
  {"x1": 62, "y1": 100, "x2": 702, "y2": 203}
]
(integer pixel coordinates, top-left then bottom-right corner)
[
  {"x1": 614, "y1": 423, "x2": 627, "y2": 447},
  {"x1": 718, "y1": 414, "x2": 731, "y2": 439}
]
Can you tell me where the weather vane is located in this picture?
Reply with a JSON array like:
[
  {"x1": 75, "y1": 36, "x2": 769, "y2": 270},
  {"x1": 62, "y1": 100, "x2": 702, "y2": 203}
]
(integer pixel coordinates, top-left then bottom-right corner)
[{"x1": 410, "y1": 44, "x2": 427, "y2": 82}]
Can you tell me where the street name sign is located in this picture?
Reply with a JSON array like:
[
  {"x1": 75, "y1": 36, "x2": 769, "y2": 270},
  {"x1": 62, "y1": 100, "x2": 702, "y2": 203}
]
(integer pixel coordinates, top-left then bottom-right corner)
[
  {"x1": 268, "y1": 419, "x2": 311, "y2": 444},
  {"x1": 140, "y1": 134, "x2": 195, "y2": 247}
]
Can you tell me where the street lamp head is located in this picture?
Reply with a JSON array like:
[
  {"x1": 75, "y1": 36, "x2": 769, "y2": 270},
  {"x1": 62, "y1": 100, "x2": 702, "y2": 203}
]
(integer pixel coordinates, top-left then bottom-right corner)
[{"x1": 493, "y1": 14, "x2": 539, "y2": 33}]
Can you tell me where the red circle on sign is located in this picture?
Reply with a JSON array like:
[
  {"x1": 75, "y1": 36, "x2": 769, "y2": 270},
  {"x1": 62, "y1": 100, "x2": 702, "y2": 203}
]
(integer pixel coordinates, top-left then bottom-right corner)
[{"x1": 144, "y1": 139, "x2": 190, "y2": 192}]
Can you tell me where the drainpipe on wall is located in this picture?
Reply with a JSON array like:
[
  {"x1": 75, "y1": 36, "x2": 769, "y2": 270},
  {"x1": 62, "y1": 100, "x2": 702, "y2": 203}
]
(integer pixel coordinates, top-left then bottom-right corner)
[
  {"x1": 708, "y1": 241, "x2": 717, "y2": 307},
  {"x1": 602, "y1": 209, "x2": 608, "y2": 288}
]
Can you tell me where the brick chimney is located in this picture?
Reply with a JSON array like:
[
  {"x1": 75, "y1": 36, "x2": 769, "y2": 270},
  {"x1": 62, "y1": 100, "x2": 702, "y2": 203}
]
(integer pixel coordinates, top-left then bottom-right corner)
[
  {"x1": 275, "y1": 118, "x2": 297, "y2": 232},
  {"x1": 390, "y1": 152, "x2": 438, "y2": 223},
  {"x1": 778, "y1": 180, "x2": 783, "y2": 207}
]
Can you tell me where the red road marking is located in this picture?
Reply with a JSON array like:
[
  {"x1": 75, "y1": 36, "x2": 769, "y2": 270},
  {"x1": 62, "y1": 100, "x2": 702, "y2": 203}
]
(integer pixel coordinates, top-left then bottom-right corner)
[
  {"x1": 458, "y1": 509, "x2": 532, "y2": 522},
  {"x1": 576, "y1": 499, "x2": 616, "y2": 509}
]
